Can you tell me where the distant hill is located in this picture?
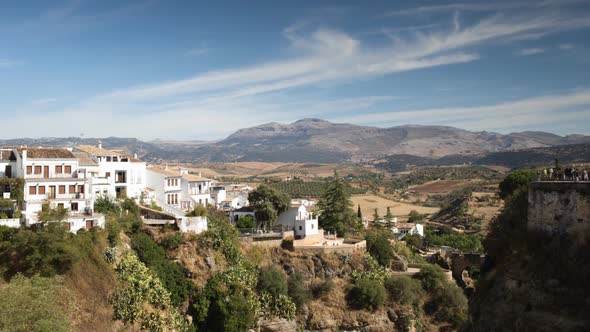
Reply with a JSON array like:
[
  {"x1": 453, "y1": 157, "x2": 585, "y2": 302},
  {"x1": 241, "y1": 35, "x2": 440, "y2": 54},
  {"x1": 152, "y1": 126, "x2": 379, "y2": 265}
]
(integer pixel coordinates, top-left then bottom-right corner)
[
  {"x1": 374, "y1": 144, "x2": 590, "y2": 172},
  {"x1": 2, "y1": 119, "x2": 589, "y2": 165}
]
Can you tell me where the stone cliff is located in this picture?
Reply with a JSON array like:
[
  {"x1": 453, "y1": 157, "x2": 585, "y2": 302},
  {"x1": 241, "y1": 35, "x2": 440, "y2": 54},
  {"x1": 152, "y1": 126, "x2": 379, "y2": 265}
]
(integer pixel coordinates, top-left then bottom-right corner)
[{"x1": 469, "y1": 182, "x2": 590, "y2": 331}]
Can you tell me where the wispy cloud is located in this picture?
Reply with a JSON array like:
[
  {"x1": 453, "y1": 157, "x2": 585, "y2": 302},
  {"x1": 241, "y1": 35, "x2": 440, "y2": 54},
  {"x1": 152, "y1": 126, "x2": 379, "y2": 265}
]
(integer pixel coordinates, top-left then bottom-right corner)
[
  {"x1": 560, "y1": 43, "x2": 575, "y2": 50},
  {"x1": 0, "y1": 58, "x2": 23, "y2": 68},
  {"x1": 383, "y1": 0, "x2": 585, "y2": 17},
  {"x1": 187, "y1": 47, "x2": 209, "y2": 56},
  {"x1": 334, "y1": 89, "x2": 590, "y2": 133},
  {"x1": 515, "y1": 47, "x2": 545, "y2": 56},
  {"x1": 8, "y1": 6, "x2": 590, "y2": 139}
]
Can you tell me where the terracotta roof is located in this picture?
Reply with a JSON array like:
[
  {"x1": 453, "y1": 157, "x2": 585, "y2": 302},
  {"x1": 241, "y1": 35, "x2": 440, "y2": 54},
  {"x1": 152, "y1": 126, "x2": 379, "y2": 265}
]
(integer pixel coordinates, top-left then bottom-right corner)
[
  {"x1": 0, "y1": 149, "x2": 15, "y2": 161},
  {"x1": 73, "y1": 152, "x2": 98, "y2": 166},
  {"x1": 147, "y1": 167, "x2": 182, "y2": 177},
  {"x1": 75, "y1": 145, "x2": 124, "y2": 157},
  {"x1": 182, "y1": 173, "x2": 211, "y2": 182},
  {"x1": 17, "y1": 147, "x2": 76, "y2": 159}
]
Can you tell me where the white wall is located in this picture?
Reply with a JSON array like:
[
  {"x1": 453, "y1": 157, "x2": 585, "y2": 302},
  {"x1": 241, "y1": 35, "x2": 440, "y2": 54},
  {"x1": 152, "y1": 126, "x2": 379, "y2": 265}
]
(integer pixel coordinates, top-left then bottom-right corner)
[{"x1": 177, "y1": 216, "x2": 207, "y2": 234}]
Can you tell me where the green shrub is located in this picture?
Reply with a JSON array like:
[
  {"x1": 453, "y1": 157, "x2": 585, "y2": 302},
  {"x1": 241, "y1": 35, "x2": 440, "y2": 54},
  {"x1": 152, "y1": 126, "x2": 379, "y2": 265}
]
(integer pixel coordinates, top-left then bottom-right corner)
[
  {"x1": 160, "y1": 233, "x2": 185, "y2": 251},
  {"x1": 0, "y1": 212, "x2": 7, "y2": 219},
  {"x1": 111, "y1": 253, "x2": 189, "y2": 331},
  {"x1": 347, "y1": 278, "x2": 386, "y2": 311},
  {"x1": 384, "y1": 276, "x2": 424, "y2": 306},
  {"x1": 498, "y1": 169, "x2": 536, "y2": 199},
  {"x1": 236, "y1": 215, "x2": 255, "y2": 229},
  {"x1": 0, "y1": 274, "x2": 73, "y2": 332},
  {"x1": 415, "y1": 264, "x2": 447, "y2": 291},
  {"x1": 288, "y1": 272, "x2": 311, "y2": 309},
  {"x1": 131, "y1": 232, "x2": 194, "y2": 306},
  {"x1": 257, "y1": 265, "x2": 288, "y2": 298},
  {"x1": 187, "y1": 205, "x2": 208, "y2": 217},
  {"x1": 94, "y1": 195, "x2": 120, "y2": 214},
  {"x1": 193, "y1": 263, "x2": 259, "y2": 331},
  {"x1": 427, "y1": 284, "x2": 468, "y2": 327}
]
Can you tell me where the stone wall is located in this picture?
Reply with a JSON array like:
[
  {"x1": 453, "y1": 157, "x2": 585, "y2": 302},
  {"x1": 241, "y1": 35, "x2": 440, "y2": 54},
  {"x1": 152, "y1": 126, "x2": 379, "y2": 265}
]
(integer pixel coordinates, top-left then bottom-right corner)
[{"x1": 527, "y1": 182, "x2": 590, "y2": 235}]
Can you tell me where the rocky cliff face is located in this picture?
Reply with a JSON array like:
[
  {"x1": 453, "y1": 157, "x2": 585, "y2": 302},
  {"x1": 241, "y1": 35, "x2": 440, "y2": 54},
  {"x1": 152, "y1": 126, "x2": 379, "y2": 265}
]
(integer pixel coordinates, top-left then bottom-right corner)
[{"x1": 469, "y1": 186, "x2": 590, "y2": 331}]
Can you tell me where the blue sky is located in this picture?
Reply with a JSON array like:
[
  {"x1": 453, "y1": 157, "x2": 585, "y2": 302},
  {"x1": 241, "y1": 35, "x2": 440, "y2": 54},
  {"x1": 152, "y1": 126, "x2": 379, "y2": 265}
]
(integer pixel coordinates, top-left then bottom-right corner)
[{"x1": 1, "y1": 0, "x2": 590, "y2": 140}]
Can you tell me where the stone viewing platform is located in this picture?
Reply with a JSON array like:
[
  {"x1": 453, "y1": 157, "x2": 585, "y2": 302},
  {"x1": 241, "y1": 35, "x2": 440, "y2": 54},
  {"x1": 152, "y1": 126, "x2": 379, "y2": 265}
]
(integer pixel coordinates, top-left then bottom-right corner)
[{"x1": 527, "y1": 181, "x2": 590, "y2": 235}]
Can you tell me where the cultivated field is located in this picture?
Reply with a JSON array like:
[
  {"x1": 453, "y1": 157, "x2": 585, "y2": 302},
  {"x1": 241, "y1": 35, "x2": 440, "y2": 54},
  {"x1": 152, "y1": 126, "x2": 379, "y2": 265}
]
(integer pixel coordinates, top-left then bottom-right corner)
[
  {"x1": 176, "y1": 162, "x2": 380, "y2": 180},
  {"x1": 351, "y1": 194, "x2": 440, "y2": 219},
  {"x1": 410, "y1": 179, "x2": 478, "y2": 194}
]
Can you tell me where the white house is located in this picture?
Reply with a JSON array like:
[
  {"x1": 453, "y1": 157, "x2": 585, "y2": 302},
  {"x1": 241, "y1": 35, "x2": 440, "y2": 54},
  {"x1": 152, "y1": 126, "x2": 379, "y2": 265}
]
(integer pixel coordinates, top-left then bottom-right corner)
[
  {"x1": 392, "y1": 222, "x2": 424, "y2": 238},
  {"x1": 220, "y1": 196, "x2": 249, "y2": 210},
  {"x1": 146, "y1": 167, "x2": 184, "y2": 209},
  {"x1": 75, "y1": 143, "x2": 146, "y2": 200},
  {"x1": 0, "y1": 146, "x2": 105, "y2": 232},
  {"x1": 277, "y1": 201, "x2": 319, "y2": 238}
]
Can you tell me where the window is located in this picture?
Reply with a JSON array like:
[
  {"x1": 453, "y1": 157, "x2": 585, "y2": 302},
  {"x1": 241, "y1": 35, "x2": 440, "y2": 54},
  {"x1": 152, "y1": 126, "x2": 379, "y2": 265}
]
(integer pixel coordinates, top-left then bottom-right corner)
[
  {"x1": 29, "y1": 186, "x2": 37, "y2": 195},
  {"x1": 299, "y1": 226, "x2": 303, "y2": 231},
  {"x1": 69, "y1": 185, "x2": 76, "y2": 193},
  {"x1": 58, "y1": 185, "x2": 65, "y2": 194},
  {"x1": 71, "y1": 202, "x2": 78, "y2": 211},
  {"x1": 26, "y1": 166, "x2": 32, "y2": 174},
  {"x1": 34, "y1": 166, "x2": 42, "y2": 174},
  {"x1": 78, "y1": 185, "x2": 84, "y2": 193},
  {"x1": 38, "y1": 186, "x2": 46, "y2": 195},
  {"x1": 311, "y1": 224, "x2": 314, "y2": 229},
  {"x1": 113, "y1": 156, "x2": 118, "y2": 162},
  {"x1": 55, "y1": 165, "x2": 63, "y2": 173},
  {"x1": 106, "y1": 157, "x2": 111, "y2": 162},
  {"x1": 106, "y1": 172, "x2": 111, "y2": 178},
  {"x1": 64, "y1": 165, "x2": 72, "y2": 174},
  {"x1": 58, "y1": 203, "x2": 64, "y2": 209}
]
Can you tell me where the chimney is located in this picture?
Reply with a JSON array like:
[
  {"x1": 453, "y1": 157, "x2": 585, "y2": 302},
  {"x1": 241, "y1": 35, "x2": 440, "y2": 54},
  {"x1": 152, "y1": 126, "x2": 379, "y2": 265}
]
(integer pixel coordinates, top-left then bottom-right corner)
[{"x1": 97, "y1": 141, "x2": 102, "y2": 149}]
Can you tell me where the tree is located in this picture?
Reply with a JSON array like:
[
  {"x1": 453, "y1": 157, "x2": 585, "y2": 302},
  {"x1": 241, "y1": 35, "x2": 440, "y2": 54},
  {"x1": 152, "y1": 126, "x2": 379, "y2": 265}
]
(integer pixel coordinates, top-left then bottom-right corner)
[
  {"x1": 498, "y1": 169, "x2": 537, "y2": 199},
  {"x1": 408, "y1": 210, "x2": 423, "y2": 223},
  {"x1": 366, "y1": 231, "x2": 394, "y2": 267},
  {"x1": 317, "y1": 172, "x2": 356, "y2": 236},
  {"x1": 94, "y1": 194, "x2": 119, "y2": 214},
  {"x1": 373, "y1": 208, "x2": 380, "y2": 221},
  {"x1": 249, "y1": 184, "x2": 290, "y2": 230},
  {"x1": 384, "y1": 206, "x2": 393, "y2": 220},
  {"x1": 357, "y1": 205, "x2": 363, "y2": 220}
]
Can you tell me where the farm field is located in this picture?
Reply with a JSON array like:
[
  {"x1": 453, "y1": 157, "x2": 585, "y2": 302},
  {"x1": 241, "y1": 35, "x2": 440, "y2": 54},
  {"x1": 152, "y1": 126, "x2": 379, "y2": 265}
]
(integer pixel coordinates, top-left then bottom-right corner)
[
  {"x1": 410, "y1": 179, "x2": 477, "y2": 194},
  {"x1": 176, "y1": 162, "x2": 380, "y2": 180},
  {"x1": 351, "y1": 194, "x2": 439, "y2": 219}
]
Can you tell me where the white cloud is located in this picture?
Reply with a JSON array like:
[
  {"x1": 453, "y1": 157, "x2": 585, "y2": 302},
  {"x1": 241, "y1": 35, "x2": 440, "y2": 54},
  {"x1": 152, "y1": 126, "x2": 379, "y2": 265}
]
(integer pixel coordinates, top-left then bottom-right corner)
[
  {"x1": 333, "y1": 89, "x2": 590, "y2": 133},
  {"x1": 559, "y1": 43, "x2": 575, "y2": 50},
  {"x1": 6, "y1": 8, "x2": 590, "y2": 139},
  {"x1": 515, "y1": 47, "x2": 545, "y2": 56}
]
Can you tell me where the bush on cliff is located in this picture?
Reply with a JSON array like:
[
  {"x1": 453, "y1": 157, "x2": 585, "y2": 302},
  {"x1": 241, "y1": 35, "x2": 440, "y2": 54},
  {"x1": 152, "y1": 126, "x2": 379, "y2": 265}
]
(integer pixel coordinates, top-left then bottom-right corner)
[{"x1": 347, "y1": 278, "x2": 386, "y2": 311}]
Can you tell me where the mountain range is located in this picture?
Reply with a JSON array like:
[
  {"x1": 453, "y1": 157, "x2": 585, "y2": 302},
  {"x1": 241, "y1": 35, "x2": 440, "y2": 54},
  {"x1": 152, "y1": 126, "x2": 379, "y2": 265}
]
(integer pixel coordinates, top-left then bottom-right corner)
[{"x1": 2, "y1": 118, "x2": 589, "y2": 166}]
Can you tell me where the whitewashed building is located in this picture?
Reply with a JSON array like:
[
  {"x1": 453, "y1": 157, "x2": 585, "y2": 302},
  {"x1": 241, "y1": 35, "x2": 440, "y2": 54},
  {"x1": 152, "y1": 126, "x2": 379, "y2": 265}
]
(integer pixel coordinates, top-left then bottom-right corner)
[
  {"x1": 0, "y1": 146, "x2": 104, "y2": 231},
  {"x1": 277, "y1": 201, "x2": 319, "y2": 238},
  {"x1": 75, "y1": 144, "x2": 146, "y2": 200},
  {"x1": 392, "y1": 222, "x2": 424, "y2": 238}
]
